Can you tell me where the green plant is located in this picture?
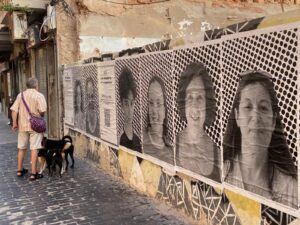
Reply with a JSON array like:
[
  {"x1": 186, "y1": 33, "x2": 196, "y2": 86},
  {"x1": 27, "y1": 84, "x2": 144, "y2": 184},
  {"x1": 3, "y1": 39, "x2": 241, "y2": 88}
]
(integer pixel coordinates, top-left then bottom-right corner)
[{"x1": 0, "y1": 3, "x2": 32, "y2": 13}]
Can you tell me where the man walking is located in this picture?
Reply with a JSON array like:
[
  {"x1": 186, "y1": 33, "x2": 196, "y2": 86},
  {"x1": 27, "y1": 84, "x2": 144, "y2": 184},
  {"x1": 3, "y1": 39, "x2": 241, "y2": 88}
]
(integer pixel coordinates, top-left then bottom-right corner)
[{"x1": 10, "y1": 78, "x2": 47, "y2": 181}]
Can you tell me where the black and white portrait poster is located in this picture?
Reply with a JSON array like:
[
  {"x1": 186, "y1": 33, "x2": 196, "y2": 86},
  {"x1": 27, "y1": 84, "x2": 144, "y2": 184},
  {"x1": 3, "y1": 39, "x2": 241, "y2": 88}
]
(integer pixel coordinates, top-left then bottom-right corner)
[
  {"x1": 63, "y1": 67, "x2": 74, "y2": 126},
  {"x1": 115, "y1": 56, "x2": 142, "y2": 153},
  {"x1": 140, "y1": 51, "x2": 174, "y2": 165},
  {"x1": 73, "y1": 66, "x2": 86, "y2": 132},
  {"x1": 173, "y1": 41, "x2": 222, "y2": 184},
  {"x1": 82, "y1": 64, "x2": 100, "y2": 138},
  {"x1": 221, "y1": 23, "x2": 299, "y2": 209},
  {"x1": 98, "y1": 61, "x2": 118, "y2": 146}
]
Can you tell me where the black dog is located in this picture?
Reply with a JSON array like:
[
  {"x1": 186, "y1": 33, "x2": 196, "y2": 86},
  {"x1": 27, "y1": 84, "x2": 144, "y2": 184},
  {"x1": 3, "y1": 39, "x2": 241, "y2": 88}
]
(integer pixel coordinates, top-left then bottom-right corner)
[
  {"x1": 38, "y1": 135, "x2": 75, "y2": 177},
  {"x1": 38, "y1": 148, "x2": 63, "y2": 177}
]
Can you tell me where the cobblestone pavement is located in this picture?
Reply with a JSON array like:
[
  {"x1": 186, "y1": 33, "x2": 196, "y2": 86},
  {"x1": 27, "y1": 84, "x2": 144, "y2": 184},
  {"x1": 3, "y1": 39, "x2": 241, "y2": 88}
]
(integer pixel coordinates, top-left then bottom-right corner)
[{"x1": 0, "y1": 113, "x2": 194, "y2": 225}]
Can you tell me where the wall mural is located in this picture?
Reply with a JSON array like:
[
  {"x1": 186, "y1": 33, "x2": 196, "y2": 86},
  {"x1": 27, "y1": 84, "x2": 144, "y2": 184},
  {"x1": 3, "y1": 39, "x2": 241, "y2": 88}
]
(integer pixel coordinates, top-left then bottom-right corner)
[
  {"x1": 143, "y1": 40, "x2": 171, "y2": 52},
  {"x1": 222, "y1": 24, "x2": 298, "y2": 209},
  {"x1": 115, "y1": 57, "x2": 142, "y2": 153},
  {"x1": 63, "y1": 67, "x2": 74, "y2": 126},
  {"x1": 82, "y1": 64, "x2": 100, "y2": 138},
  {"x1": 191, "y1": 182, "x2": 241, "y2": 224},
  {"x1": 63, "y1": 22, "x2": 300, "y2": 224},
  {"x1": 261, "y1": 205, "x2": 296, "y2": 225},
  {"x1": 156, "y1": 172, "x2": 193, "y2": 215},
  {"x1": 109, "y1": 147, "x2": 122, "y2": 177},
  {"x1": 204, "y1": 17, "x2": 265, "y2": 41},
  {"x1": 140, "y1": 52, "x2": 174, "y2": 165},
  {"x1": 73, "y1": 66, "x2": 86, "y2": 132},
  {"x1": 173, "y1": 42, "x2": 222, "y2": 183},
  {"x1": 98, "y1": 61, "x2": 118, "y2": 146}
]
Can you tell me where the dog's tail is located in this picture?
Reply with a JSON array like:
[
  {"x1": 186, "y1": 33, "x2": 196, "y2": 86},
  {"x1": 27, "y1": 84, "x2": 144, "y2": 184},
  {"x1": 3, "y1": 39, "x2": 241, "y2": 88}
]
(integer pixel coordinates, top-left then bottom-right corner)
[{"x1": 62, "y1": 135, "x2": 72, "y2": 143}]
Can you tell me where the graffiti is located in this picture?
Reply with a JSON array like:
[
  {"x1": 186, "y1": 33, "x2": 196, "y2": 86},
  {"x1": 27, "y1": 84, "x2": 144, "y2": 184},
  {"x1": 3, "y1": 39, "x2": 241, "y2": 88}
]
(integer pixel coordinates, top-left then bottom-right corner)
[
  {"x1": 204, "y1": 17, "x2": 264, "y2": 41},
  {"x1": 109, "y1": 147, "x2": 122, "y2": 177},
  {"x1": 191, "y1": 182, "x2": 241, "y2": 224},
  {"x1": 65, "y1": 19, "x2": 300, "y2": 225},
  {"x1": 261, "y1": 205, "x2": 296, "y2": 225},
  {"x1": 156, "y1": 172, "x2": 192, "y2": 215},
  {"x1": 200, "y1": 21, "x2": 218, "y2": 32},
  {"x1": 143, "y1": 40, "x2": 171, "y2": 52},
  {"x1": 86, "y1": 141, "x2": 101, "y2": 164},
  {"x1": 178, "y1": 19, "x2": 193, "y2": 30},
  {"x1": 118, "y1": 47, "x2": 145, "y2": 57},
  {"x1": 86, "y1": 148, "x2": 100, "y2": 163}
]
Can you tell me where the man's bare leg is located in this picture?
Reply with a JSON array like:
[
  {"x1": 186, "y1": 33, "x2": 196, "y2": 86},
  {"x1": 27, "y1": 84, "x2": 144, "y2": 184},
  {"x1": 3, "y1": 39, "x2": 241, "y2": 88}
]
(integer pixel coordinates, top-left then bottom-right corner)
[{"x1": 17, "y1": 149, "x2": 26, "y2": 175}]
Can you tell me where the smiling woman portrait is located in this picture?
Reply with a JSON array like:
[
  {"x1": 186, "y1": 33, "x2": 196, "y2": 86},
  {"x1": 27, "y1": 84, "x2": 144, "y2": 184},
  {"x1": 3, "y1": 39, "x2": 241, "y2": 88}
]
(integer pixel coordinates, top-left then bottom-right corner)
[
  {"x1": 176, "y1": 62, "x2": 220, "y2": 181},
  {"x1": 223, "y1": 70, "x2": 297, "y2": 208}
]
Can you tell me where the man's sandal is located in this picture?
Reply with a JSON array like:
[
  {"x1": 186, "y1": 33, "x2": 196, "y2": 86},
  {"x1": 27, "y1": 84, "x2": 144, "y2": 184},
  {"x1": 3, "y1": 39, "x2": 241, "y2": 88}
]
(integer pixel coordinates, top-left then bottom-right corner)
[
  {"x1": 17, "y1": 168, "x2": 28, "y2": 177},
  {"x1": 29, "y1": 173, "x2": 44, "y2": 181}
]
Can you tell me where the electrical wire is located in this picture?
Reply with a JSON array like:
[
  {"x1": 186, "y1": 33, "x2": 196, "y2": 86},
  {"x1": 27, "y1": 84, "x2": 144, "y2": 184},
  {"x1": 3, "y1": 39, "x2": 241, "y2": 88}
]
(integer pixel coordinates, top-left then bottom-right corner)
[
  {"x1": 39, "y1": 16, "x2": 50, "y2": 42},
  {"x1": 49, "y1": 5, "x2": 55, "y2": 29},
  {"x1": 39, "y1": 6, "x2": 55, "y2": 42},
  {"x1": 100, "y1": 0, "x2": 170, "y2": 6}
]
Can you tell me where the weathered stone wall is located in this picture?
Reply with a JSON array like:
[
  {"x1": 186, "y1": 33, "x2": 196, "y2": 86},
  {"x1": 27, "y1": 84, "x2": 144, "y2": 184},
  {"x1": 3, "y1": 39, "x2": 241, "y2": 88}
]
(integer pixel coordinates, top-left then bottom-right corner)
[
  {"x1": 56, "y1": 0, "x2": 80, "y2": 66},
  {"x1": 67, "y1": 129, "x2": 292, "y2": 224},
  {"x1": 67, "y1": 129, "x2": 208, "y2": 224},
  {"x1": 57, "y1": 0, "x2": 300, "y2": 61}
]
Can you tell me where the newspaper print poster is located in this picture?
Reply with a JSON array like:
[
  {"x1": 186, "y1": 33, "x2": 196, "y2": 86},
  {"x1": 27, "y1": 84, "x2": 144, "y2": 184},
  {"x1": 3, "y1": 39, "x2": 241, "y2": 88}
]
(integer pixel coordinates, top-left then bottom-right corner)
[
  {"x1": 115, "y1": 56, "x2": 142, "y2": 153},
  {"x1": 73, "y1": 66, "x2": 86, "y2": 132},
  {"x1": 140, "y1": 51, "x2": 174, "y2": 165},
  {"x1": 221, "y1": 23, "x2": 298, "y2": 209},
  {"x1": 173, "y1": 41, "x2": 222, "y2": 184},
  {"x1": 82, "y1": 64, "x2": 100, "y2": 138},
  {"x1": 98, "y1": 61, "x2": 118, "y2": 146},
  {"x1": 63, "y1": 67, "x2": 74, "y2": 126}
]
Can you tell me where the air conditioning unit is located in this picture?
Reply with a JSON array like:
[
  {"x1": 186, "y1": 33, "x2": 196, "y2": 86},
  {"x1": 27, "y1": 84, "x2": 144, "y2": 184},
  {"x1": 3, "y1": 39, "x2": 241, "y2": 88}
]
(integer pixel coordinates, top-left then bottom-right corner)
[{"x1": 11, "y1": 12, "x2": 28, "y2": 41}]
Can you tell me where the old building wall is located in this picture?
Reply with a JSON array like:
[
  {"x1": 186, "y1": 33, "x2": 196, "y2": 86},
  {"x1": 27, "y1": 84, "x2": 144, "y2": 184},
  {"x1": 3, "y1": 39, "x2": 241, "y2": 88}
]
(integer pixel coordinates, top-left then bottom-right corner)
[
  {"x1": 56, "y1": 0, "x2": 300, "y2": 61},
  {"x1": 56, "y1": 0, "x2": 80, "y2": 66},
  {"x1": 76, "y1": 0, "x2": 300, "y2": 59}
]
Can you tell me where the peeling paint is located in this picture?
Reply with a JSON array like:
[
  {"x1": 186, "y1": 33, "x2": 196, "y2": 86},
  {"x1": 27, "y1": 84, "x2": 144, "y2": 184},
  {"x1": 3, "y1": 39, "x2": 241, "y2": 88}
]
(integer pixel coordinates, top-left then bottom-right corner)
[{"x1": 178, "y1": 19, "x2": 193, "y2": 30}]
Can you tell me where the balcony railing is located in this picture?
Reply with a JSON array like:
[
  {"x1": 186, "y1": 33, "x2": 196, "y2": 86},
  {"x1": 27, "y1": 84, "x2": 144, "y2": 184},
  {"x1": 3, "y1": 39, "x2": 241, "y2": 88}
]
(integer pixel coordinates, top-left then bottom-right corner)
[{"x1": 0, "y1": 0, "x2": 48, "y2": 10}]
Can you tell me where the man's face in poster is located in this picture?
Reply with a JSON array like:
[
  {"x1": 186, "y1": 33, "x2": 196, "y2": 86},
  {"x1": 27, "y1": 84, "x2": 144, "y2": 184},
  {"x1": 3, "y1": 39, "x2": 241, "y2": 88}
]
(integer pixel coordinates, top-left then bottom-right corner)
[
  {"x1": 148, "y1": 80, "x2": 165, "y2": 128},
  {"x1": 121, "y1": 90, "x2": 135, "y2": 124},
  {"x1": 86, "y1": 79, "x2": 97, "y2": 133}
]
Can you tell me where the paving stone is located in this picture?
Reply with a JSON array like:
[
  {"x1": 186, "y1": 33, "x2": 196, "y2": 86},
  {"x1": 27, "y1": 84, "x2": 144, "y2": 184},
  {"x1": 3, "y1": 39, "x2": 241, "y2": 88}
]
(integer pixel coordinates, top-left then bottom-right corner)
[{"x1": 0, "y1": 113, "x2": 194, "y2": 225}]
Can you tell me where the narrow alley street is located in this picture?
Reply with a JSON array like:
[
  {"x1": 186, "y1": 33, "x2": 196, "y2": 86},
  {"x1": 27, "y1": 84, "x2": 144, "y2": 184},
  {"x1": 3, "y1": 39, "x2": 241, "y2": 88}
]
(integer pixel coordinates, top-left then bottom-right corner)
[{"x1": 0, "y1": 113, "x2": 193, "y2": 225}]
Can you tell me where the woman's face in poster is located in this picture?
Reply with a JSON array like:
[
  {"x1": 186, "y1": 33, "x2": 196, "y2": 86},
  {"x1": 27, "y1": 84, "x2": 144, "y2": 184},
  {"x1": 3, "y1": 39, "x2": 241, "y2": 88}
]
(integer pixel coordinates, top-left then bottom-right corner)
[
  {"x1": 121, "y1": 91, "x2": 135, "y2": 124},
  {"x1": 185, "y1": 76, "x2": 206, "y2": 131},
  {"x1": 148, "y1": 80, "x2": 165, "y2": 128},
  {"x1": 235, "y1": 83, "x2": 275, "y2": 148},
  {"x1": 86, "y1": 80, "x2": 97, "y2": 132}
]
